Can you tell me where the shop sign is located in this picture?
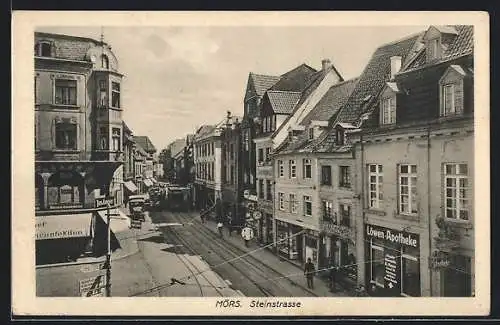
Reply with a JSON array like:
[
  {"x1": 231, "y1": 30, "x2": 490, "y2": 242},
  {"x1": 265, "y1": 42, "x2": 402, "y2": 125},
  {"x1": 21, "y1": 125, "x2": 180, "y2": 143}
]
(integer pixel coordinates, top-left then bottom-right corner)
[
  {"x1": 429, "y1": 250, "x2": 450, "y2": 269},
  {"x1": 384, "y1": 252, "x2": 401, "y2": 293},
  {"x1": 95, "y1": 196, "x2": 115, "y2": 209},
  {"x1": 365, "y1": 223, "x2": 419, "y2": 248},
  {"x1": 79, "y1": 275, "x2": 106, "y2": 296},
  {"x1": 322, "y1": 221, "x2": 354, "y2": 243}
]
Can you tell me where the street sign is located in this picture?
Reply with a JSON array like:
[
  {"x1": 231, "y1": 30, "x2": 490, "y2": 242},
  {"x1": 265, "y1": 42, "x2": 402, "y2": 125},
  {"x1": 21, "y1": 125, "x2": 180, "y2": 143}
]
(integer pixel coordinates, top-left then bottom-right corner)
[
  {"x1": 80, "y1": 262, "x2": 106, "y2": 273},
  {"x1": 79, "y1": 275, "x2": 106, "y2": 296},
  {"x1": 95, "y1": 196, "x2": 115, "y2": 209}
]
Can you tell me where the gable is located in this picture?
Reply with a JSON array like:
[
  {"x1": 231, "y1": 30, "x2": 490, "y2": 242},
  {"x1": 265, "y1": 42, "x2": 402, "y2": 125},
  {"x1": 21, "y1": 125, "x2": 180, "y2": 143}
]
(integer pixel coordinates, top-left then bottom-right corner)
[{"x1": 439, "y1": 65, "x2": 467, "y2": 84}]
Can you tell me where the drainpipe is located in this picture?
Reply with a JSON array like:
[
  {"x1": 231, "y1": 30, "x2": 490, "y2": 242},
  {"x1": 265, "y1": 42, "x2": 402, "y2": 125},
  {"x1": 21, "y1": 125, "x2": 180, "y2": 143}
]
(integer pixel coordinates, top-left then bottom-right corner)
[
  {"x1": 359, "y1": 132, "x2": 366, "y2": 287},
  {"x1": 427, "y1": 123, "x2": 433, "y2": 297}
]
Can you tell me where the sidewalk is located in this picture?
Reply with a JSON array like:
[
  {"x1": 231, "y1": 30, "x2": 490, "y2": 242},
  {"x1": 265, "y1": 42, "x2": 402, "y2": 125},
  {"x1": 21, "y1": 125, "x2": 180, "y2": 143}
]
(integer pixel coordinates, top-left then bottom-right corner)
[{"x1": 200, "y1": 218, "x2": 348, "y2": 297}]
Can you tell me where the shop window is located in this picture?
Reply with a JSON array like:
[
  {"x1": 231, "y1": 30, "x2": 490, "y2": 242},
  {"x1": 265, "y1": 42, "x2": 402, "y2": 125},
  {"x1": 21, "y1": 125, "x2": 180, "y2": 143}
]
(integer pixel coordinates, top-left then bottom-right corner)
[
  {"x1": 55, "y1": 122, "x2": 77, "y2": 150},
  {"x1": 401, "y1": 245, "x2": 421, "y2": 297},
  {"x1": 289, "y1": 160, "x2": 296, "y2": 178},
  {"x1": 443, "y1": 254, "x2": 472, "y2": 297},
  {"x1": 278, "y1": 192, "x2": 285, "y2": 211},
  {"x1": 47, "y1": 171, "x2": 83, "y2": 207},
  {"x1": 278, "y1": 160, "x2": 284, "y2": 178},
  {"x1": 303, "y1": 195, "x2": 312, "y2": 216},
  {"x1": 55, "y1": 79, "x2": 77, "y2": 106},
  {"x1": 303, "y1": 159, "x2": 312, "y2": 179},
  {"x1": 112, "y1": 128, "x2": 121, "y2": 151},
  {"x1": 368, "y1": 164, "x2": 384, "y2": 209},
  {"x1": 339, "y1": 204, "x2": 351, "y2": 227},
  {"x1": 339, "y1": 166, "x2": 351, "y2": 188},
  {"x1": 266, "y1": 180, "x2": 272, "y2": 201},
  {"x1": 289, "y1": 193, "x2": 297, "y2": 213},
  {"x1": 370, "y1": 241, "x2": 385, "y2": 288},
  {"x1": 399, "y1": 164, "x2": 418, "y2": 215},
  {"x1": 321, "y1": 165, "x2": 332, "y2": 185},
  {"x1": 336, "y1": 239, "x2": 357, "y2": 280},
  {"x1": 322, "y1": 200, "x2": 334, "y2": 221},
  {"x1": 444, "y1": 163, "x2": 469, "y2": 220},
  {"x1": 111, "y1": 82, "x2": 120, "y2": 108}
]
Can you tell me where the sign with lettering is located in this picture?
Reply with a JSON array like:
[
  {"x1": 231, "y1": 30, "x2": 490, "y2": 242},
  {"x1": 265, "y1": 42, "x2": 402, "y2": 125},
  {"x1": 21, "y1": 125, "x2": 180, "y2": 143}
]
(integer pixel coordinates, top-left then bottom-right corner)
[
  {"x1": 429, "y1": 250, "x2": 451, "y2": 269},
  {"x1": 383, "y1": 251, "x2": 401, "y2": 293},
  {"x1": 365, "y1": 224, "x2": 419, "y2": 248},
  {"x1": 35, "y1": 213, "x2": 91, "y2": 240},
  {"x1": 322, "y1": 221, "x2": 354, "y2": 243},
  {"x1": 80, "y1": 262, "x2": 106, "y2": 273},
  {"x1": 95, "y1": 196, "x2": 115, "y2": 208}
]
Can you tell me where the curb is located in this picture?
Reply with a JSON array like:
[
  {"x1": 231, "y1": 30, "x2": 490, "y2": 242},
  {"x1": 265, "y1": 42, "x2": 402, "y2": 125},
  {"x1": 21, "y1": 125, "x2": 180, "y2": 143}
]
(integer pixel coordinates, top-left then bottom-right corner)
[{"x1": 202, "y1": 221, "x2": 323, "y2": 297}]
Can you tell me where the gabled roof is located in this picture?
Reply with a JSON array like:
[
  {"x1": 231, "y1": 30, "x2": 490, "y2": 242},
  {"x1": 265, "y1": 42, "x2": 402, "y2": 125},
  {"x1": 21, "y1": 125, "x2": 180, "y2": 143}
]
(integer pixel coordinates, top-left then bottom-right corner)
[
  {"x1": 133, "y1": 136, "x2": 157, "y2": 153},
  {"x1": 266, "y1": 91, "x2": 302, "y2": 114},
  {"x1": 249, "y1": 73, "x2": 281, "y2": 97},
  {"x1": 122, "y1": 121, "x2": 133, "y2": 135},
  {"x1": 169, "y1": 138, "x2": 187, "y2": 157},
  {"x1": 334, "y1": 32, "x2": 423, "y2": 124},
  {"x1": 270, "y1": 63, "x2": 318, "y2": 92},
  {"x1": 300, "y1": 77, "x2": 359, "y2": 126},
  {"x1": 405, "y1": 25, "x2": 473, "y2": 71}
]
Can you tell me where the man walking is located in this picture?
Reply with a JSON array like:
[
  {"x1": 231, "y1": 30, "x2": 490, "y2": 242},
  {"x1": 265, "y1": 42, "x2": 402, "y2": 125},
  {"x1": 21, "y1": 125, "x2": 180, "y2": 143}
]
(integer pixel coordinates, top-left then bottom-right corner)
[{"x1": 304, "y1": 257, "x2": 316, "y2": 290}]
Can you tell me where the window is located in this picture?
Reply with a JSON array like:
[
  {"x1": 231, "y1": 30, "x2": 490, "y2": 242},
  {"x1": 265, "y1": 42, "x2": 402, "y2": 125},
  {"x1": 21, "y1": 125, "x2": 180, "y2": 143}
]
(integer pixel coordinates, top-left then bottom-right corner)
[
  {"x1": 401, "y1": 246, "x2": 421, "y2": 297},
  {"x1": 336, "y1": 129, "x2": 345, "y2": 145},
  {"x1": 340, "y1": 166, "x2": 351, "y2": 188},
  {"x1": 111, "y1": 82, "x2": 120, "y2": 108},
  {"x1": 322, "y1": 200, "x2": 334, "y2": 221},
  {"x1": 339, "y1": 204, "x2": 351, "y2": 227},
  {"x1": 428, "y1": 38, "x2": 440, "y2": 60},
  {"x1": 368, "y1": 164, "x2": 383, "y2": 209},
  {"x1": 55, "y1": 79, "x2": 77, "y2": 105},
  {"x1": 444, "y1": 163, "x2": 469, "y2": 220},
  {"x1": 399, "y1": 164, "x2": 418, "y2": 215},
  {"x1": 258, "y1": 179, "x2": 264, "y2": 199},
  {"x1": 308, "y1": 128, "x2": 314, "y2": 140},
  {"x1": 303, "y1": 159, "x2": 312, "y2": 179},
  {"x1": 99, "y1": 80, "x2": 107, "y2": 107},
  {"x1": 440, "y1": 81, "x2": 464, "y2": 116},
  {"x1": 258, "y1": 148, "x2": 264, "y2": 163},
  {"x1": 289, "y1": 160, "x2": 296, "y2": 178},
  {"x1": 321, "y1": 165, "x2": 332, "y2": 185},
  {"x1": 278, "y1": 160, "x2": 284, "y2": 177},
  {"x1": 381, "y1": 97, "x2": 396, "y2": 125},
  {"x1": 289, "y1": 194, "x2": 297, "y2": 213},
  {"x1": 278, "y1": 192, "x2": 285, "y2": 211},
  {"x1": 112, "y1": 128, "x2": 121, "y2": 151},
  {"x1": 101, "y1": 54, "x2": 109, "y2": 69},
  {"x1": 265, "y1": 147, "x2": 271, "y2": 162},
  {"x1": 303, "y1": 195, "x2": 312, "y2": 216},
  {"x1": 99, "y1": 126, "x2": 108, "y2": 149},
  {"x1": 370, "y1": 241, "x2": 385, "y2": 287},
  {"x1": 35, "y1": 42, "x2": 52, "y2": 57},
  {"x1": 266, "y1": 180, "x2": 272, "y2": 201},
  {"x1": 55, "y1": 122, "x2": 77, "y2": 150}
]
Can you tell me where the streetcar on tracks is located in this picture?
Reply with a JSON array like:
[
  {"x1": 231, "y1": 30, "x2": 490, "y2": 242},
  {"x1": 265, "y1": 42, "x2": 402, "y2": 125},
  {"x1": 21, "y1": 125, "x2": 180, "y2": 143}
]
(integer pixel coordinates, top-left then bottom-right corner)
[{"x1": 162, "y1": 185, "x2": 191, "y2": 211}]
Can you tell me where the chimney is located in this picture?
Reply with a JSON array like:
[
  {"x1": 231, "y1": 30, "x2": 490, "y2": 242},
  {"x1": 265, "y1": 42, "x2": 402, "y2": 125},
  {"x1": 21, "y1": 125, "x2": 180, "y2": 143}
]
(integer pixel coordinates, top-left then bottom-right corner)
[
  {"x1": 390, "y1": 56, "x2": 402, "y2": 80},
  {"x1": 321, "y1": 59, "x2": 331, "y2": 74}
]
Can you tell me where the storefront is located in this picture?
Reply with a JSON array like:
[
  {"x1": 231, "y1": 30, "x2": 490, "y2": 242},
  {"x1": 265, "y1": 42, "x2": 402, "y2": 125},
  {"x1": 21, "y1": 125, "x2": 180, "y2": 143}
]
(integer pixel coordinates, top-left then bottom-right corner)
[
  {"x1": 364, "y1": 223, "x2": 421, "y2": 297},
  {"x1": 275, "y1": 220, "x2": 304, "y2": 264}
]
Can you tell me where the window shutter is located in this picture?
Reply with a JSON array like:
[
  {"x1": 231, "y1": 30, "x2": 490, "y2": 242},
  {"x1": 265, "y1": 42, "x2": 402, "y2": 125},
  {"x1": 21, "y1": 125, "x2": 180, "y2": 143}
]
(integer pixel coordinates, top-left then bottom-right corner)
[{"x1": 454, "y1": 79, "x2": 464, "y2": 114}]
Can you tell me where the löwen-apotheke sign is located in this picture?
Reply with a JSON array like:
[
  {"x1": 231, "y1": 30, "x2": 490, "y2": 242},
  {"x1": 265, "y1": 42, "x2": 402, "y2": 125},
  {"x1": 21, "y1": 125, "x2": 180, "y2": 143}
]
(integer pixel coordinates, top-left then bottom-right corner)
[{"x1": 365, "y1": 224, "x2": 419, "y2": 248}]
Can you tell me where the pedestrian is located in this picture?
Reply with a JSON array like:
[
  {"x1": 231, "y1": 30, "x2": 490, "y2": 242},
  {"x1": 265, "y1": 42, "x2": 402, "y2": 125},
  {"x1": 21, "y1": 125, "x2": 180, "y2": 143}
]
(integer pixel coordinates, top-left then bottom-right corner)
[
  {"x1": 304, "y1": 257, "x2": 316, "y2": 289},
  {"x1": 227, "y1": 212, "x2": 233, "y2": 237},
  {"x1": 200, "y1": 209, "x2": 206, "y2": 224},
  {"x1": 217, "y1": 221, "x2": 224, "y2": 238}
]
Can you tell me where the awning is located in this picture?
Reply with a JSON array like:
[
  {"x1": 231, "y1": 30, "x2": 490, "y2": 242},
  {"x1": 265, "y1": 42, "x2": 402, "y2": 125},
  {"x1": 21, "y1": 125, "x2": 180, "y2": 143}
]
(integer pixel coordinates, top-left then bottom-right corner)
[
  {"x1": 124, "y1": 180, "x2": 138, "y2": 193},
  {"x1": 36, "y1": 213, "x2": 92, "y2": 240},
  {"x1": 97, "y1": 209, "x2": 130, "y2": 233},
  {"x1": 143, "y1": 178, "x2": 153, "y2": 187}
]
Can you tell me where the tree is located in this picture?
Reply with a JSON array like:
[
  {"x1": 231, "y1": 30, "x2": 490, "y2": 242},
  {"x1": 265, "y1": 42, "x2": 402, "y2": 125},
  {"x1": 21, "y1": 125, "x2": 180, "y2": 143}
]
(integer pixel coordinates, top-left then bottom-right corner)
[{"x1": 158, "y1": 148, "x2": 175, "y2": 182}]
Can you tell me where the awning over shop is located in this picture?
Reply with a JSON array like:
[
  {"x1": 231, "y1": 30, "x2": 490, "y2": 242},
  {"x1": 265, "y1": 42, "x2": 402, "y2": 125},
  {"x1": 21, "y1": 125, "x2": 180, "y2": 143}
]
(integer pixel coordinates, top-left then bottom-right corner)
[
  {"x1": 36, "y1": 213, "x2": 92, "y2": 240},
  {"x1": 124, "y1": 180, "x2": 138, "y2": 193},
  {"x1": 143, "y1": 178, "x2": 153, "y2": 187}
]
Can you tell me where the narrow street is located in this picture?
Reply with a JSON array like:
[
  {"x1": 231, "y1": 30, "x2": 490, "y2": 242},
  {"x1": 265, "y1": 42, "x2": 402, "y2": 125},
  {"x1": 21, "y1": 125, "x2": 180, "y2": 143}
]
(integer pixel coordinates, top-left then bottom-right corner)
[{"x1": 148, "y1": 210, "x2": 318, "y2": 297}]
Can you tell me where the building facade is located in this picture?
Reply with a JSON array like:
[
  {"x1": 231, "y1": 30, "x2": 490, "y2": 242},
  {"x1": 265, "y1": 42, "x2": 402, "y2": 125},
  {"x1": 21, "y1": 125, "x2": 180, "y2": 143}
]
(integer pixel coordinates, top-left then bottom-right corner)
[{"x1": 34, "y1": 32, "x2": 126, "y2": 264}]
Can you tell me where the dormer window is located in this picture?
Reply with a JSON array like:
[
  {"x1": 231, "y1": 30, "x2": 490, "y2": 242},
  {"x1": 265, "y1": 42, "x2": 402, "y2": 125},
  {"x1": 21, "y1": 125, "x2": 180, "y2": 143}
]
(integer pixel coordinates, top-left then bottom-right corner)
[
  {"x1": 439, "y1": 65, "x2": 466, "y2": 117},
  {"x1": 380, "y1": 97, "x2": 396, "y2": 125},
  {"x1": 308, "y1": 128, "x2": 314, "y2": 140},
  {"x1": 35, "y1": 41, "x2": 52, "y2": 57},
  {"x1": 428, "y1": 38, "x2": 440, "y2": 61},
  {"x1": 101, "y1": 54, "x2": 109, "y2": 69}
]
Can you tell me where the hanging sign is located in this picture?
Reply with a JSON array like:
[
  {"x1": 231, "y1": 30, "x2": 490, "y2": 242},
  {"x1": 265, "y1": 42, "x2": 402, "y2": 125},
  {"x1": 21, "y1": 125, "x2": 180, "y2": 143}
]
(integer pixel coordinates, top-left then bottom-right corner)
[{"x1": 95, "y1": 196, "x2": 115, "y2": 209}]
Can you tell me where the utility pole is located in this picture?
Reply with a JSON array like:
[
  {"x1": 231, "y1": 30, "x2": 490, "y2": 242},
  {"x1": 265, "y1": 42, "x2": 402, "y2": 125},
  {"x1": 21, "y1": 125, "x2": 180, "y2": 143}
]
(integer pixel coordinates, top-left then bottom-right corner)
[{"x1": 105, "y1": 201, "x2": 112, "y2": 297}]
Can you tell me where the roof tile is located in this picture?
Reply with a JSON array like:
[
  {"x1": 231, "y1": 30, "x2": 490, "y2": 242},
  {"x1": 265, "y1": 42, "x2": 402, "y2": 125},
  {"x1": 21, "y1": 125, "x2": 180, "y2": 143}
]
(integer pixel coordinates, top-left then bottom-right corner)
[
  {"x1": 266, "y1": 91, "x2": 302, "y2": 114},
  {"x1": 250, "y1": 73, "x2": 281, "y2": 97}
]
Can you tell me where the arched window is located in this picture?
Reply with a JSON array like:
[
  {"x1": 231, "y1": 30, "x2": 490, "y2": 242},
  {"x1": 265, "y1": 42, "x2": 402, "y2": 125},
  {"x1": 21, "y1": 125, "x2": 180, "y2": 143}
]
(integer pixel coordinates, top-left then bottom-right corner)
[
  {"x1": 47, "y1": 171, "x2": 84, "y2": 207},
  {"x1": 101, "y1": 54, "x2": 109, "y2": 69}
]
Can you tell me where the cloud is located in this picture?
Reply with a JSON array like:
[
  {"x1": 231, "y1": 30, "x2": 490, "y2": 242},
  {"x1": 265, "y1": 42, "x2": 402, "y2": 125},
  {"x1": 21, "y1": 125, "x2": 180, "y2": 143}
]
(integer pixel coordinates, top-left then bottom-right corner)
[{"x1": 143, "y1": 33, "x2": 172, "y2": 59}]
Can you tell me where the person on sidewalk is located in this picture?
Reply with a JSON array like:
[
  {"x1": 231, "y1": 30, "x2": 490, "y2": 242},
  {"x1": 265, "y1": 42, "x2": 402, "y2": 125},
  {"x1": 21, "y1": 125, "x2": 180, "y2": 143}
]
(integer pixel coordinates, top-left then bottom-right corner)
[
  {"x1": 217, "y1": 222, "x2": 224, "y2": 238},
  {"x1": 226, "y1": 212, "x2": 233, "y2": 237},
  {"x1": 304, "y1": 257, "x2": 316, "y2": 289}
]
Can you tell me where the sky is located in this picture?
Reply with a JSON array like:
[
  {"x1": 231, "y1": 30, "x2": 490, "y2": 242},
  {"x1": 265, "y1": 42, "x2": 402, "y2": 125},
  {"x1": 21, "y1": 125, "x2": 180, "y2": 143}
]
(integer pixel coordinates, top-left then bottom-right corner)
[{"x1": 36, "y1": 25, "x2": 427, "y2": 151}]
